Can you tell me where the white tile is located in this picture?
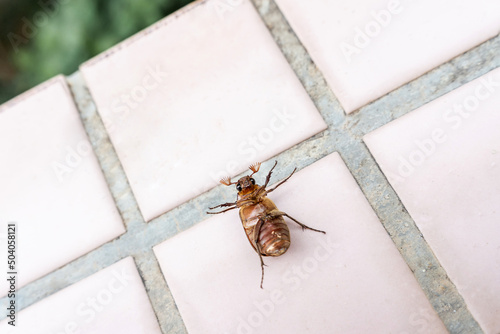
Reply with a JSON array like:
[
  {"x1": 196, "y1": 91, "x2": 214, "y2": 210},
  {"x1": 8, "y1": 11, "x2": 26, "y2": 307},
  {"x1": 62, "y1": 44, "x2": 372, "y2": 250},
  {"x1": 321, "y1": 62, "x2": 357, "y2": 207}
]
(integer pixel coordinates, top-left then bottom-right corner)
[
  {"x1": 80, "y1": 0, "x2": 327, "y2": 221},
  {"x1": 364, "y1": 68, "x2": 500, "y2": 332},
  {"x1": 154, "y1": 153, "x2": 446, "y2": 334},
  {"x1": 274, "y1": 0, "x2": 500, "y2": 113},
  {"x1": 0, "y1": 76, "x2": 124, "y2": 296},
  {"x1": 0, "y1": 257, "x2": 161, "y2": 334}
]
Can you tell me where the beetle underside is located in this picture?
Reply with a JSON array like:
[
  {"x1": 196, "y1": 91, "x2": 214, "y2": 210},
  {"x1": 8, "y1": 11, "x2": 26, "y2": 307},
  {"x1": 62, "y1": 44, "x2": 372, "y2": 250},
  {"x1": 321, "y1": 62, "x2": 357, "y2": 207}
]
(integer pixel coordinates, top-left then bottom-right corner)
[{"x1": 207, "y1": 161, "x2": 326, "y2": 288}]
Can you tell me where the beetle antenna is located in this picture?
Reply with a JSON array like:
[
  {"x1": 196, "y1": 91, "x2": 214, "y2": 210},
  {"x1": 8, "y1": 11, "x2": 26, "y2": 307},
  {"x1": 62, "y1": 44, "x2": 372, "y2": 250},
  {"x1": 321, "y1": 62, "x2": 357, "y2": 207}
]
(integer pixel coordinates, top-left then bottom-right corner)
[
  {"x1": 249, "y1": 162, "x2": 261, "y2": 176},
  {"x1": 220, "y1": 176, "x2": 236, "y2": 186}
]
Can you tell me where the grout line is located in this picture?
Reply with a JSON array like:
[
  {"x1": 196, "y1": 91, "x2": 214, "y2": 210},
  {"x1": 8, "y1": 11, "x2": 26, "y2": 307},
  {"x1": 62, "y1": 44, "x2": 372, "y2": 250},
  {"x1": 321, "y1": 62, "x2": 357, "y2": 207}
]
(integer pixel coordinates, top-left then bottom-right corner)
[
  {"x1": 0, "y1": 73, "x2": 189, "y2": 333},
  {"x1": 134, "y1": 250, "x2": 188, "y2": 334},
  {"x1": 250, "y1": 0, "x2": 491, "y2": 333},
  {"x1": 338, "y1": 139, "x2": 483, "y2": 334},
  {"x1": 0, "y1": 241, "x2": 126, "y2": 316},
  {"x1": 66, "y1": 72, "x2": 145, "y2": 232},
  {"x1": 67, "y1": 72, "x2": 189, "y2": 334},
  {"x1": 345, "y1": 34, "x2": 500, "y2": 139}
]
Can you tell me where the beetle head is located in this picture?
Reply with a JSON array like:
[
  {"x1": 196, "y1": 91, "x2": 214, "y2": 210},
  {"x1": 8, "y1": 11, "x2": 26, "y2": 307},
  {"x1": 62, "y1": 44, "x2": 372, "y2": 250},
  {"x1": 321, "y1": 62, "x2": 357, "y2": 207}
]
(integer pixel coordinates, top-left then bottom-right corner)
[
  {"x1": 235, "y1": 175, "x2": 256, "y2": 193},
  {"x1": 219, "y1": 162, "x2": 261, "y2": 194}
]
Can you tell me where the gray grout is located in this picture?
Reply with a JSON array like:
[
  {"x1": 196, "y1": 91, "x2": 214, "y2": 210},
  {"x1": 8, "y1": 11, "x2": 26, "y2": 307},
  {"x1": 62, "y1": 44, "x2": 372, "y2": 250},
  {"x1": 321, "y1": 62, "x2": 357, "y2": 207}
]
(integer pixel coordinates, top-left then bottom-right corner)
[
  {"x1": 346, "y1": 34, "x2": 500, "y2": 139},
  {"x1": 1, "y1": 1, "x2": 499, "y2": 333},
  {"x1": 340, "y1": 139, "x2": 482, "y2": 334},
  {"x1": 67, "y1": 72, "x2": 189, "y2": 334},
  {"x1": 134, "y1": 250, "x2": 187, "y2": 334},
  {"x1": 66, "y1": 72, "x2": 144, "y2": 232},
  {"x1": 0, "y1": 72, "x2": 189, "y2": 333}
]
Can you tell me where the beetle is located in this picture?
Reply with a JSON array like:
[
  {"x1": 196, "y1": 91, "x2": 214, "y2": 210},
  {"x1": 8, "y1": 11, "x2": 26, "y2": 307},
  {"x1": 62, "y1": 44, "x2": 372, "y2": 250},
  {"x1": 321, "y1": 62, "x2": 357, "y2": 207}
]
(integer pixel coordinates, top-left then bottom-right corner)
[{"x1": 207, "y1": 161, "x2": 326, "y2": 288}]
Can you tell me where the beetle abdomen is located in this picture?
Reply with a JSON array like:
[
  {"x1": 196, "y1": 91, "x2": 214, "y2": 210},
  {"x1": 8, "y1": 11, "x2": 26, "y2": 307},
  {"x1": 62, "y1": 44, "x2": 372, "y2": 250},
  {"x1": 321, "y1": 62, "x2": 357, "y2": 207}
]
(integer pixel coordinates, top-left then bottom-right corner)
[{"x1": 258, "y1": 216, "x2": 290, "y2": 257}]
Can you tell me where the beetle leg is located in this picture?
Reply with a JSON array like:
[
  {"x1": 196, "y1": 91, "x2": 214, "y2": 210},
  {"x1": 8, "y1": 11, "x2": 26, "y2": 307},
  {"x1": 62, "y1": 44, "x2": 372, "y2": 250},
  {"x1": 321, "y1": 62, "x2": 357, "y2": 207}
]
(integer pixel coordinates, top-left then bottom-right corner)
[
  {"x1": 269, "y1": 210, "x2": 326, "y2": 234},
  {"x1": 266, "y1": 167, "x2": 297, "y2": 194},
  {"x1": 208, "y1": 201, "x2": 236, "y2": 210},
  {"x1": 206, "y1": 205, "x2": 237, "y2": 214},
  {"x1": 263, "y1": 160, "x2": 278, "y2": 188},
  {"x1": 254, "y1": 218, "x2": 267, "y2": 289},
  {"x1": 207, "y1": 201, "x2": 237, "y2": 214}
]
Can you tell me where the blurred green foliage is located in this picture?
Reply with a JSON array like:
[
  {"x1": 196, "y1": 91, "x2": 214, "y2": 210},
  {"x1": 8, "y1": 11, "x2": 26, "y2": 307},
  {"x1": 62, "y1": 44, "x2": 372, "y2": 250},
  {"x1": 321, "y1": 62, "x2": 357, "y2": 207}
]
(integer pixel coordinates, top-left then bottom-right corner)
[{"x1": 0, "y1": 0, "x2": 193, "y2": 104}]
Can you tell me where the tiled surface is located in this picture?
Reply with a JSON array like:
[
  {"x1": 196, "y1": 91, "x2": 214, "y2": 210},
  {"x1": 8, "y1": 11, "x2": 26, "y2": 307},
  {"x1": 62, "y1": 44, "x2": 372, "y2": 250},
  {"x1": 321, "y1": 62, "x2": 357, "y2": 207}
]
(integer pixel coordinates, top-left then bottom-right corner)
[
  {"x1": 0, "y1": 76, "x2": 125, "y2": 296},
  {"x1": 154, "y1": 153, "x2": 447, "y2": 333},
  {"x1": 80, "y1": 0, "x2": 327, "y2": 222},
  {"x1": 0, "y1": 257, "x2": 161, "y2": 334},
  {"x1": 1, "y1": 0, "x2": 499, "y2": 333},
  {"x1": 364, "y1": 67, "x2": 500, "y2": 333},
  {"x1": 274, "y1": 0, "x2": 500, "y2": 113}
]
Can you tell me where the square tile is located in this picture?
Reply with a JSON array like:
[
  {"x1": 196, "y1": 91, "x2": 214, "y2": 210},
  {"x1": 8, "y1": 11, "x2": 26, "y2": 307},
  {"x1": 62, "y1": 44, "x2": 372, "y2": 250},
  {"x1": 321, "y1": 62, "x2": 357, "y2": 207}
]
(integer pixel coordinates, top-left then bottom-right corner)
[
  {"x1": 80, "y1": 0, "x2": 327, "y2": 222},
  {"x1": 0, "y1": 76, "x2": 124, "y2": 296},
  {"x1": 154, "y1": 153, "x2": 447, "y2": 334},
  {"x1": 274, "y1": 0, "x2": 500, "y2": 113},
  {"x1": 0, "y1": 257, "x2": 161, "y2": 333},
  {"x1": 364, "y1": 68, "x2": 500, "y2": 332}
]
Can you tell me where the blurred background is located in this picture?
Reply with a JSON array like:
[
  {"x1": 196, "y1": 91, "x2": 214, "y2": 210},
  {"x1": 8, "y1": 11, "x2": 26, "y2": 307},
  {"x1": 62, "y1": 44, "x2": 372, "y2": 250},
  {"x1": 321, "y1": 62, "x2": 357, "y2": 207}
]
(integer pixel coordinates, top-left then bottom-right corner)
[{"x1": 0, "y1": 0, "x2": 194, "y2": 105}]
